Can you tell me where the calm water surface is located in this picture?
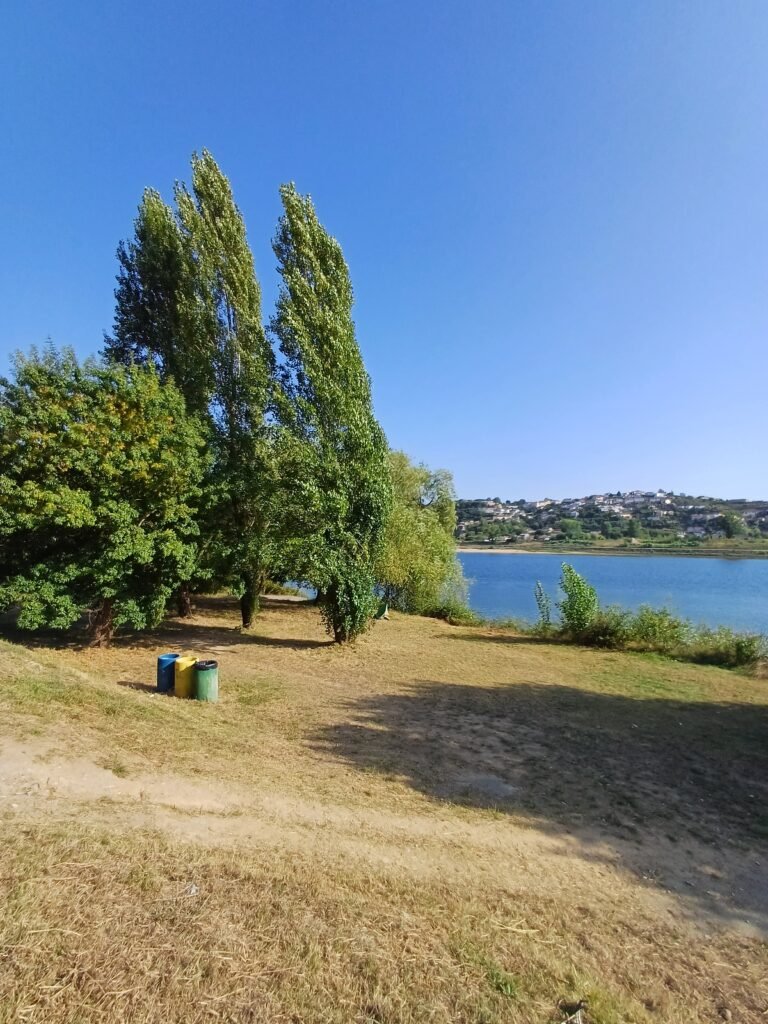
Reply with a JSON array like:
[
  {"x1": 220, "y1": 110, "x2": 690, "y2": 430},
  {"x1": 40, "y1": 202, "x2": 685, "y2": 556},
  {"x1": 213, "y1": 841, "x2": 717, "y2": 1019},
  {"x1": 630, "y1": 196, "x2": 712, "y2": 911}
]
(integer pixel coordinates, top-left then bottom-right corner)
[{"x1": 458, "y1": 552, "x2": 768, "y2": 632}]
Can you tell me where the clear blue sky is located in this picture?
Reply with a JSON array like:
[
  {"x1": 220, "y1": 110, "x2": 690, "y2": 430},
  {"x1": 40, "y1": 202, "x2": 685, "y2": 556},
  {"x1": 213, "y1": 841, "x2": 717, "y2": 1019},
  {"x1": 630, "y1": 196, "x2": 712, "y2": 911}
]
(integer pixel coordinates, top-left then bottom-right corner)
[{"x1": 2, "y1": 1, "x2": 766, "y2": 500}]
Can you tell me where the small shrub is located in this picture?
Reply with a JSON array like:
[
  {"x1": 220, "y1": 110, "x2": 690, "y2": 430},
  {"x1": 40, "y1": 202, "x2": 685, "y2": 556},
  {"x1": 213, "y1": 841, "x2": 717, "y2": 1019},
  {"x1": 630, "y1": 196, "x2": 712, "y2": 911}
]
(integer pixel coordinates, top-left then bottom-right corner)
[
  {"x1": 628, "y1": 606, "x2": 690, "y2": 653},
  {"x1": 557, "y1": 563, "x2": 599, "y2": 634},
  {"x1": 534, "y1": 580, "x2": 552, "y2": 630},
  {"x1": 424, "y1": 600, "x2": 482, "y2": 626},
  {"x1": 319, "y1": 572, "x2": 380, "y2": 642},
  {"x1": 529, "y1": 566, "x2": 765, "y2": 673},
  {"x1": 688, "y1": 626, "x2": 767, "y2": 668},
  {"x1": 578, "y1": 607, "x2": 632, "y2": 648}
]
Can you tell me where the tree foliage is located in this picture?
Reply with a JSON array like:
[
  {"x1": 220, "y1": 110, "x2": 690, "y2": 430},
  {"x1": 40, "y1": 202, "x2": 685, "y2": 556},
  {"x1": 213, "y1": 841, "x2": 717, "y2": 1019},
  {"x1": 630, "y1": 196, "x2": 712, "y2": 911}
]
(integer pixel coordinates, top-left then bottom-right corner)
[
  {"x1": 270, "y1": 184, "x2": 391, "y2": 641},
  {"x1": 105, "y1": 152, "x2": 281, "y2": 626},
  {"x1": 0, "y1": 348, "x2": 206, "y2": 644},
  {"x1": 1, "y1": 157, "x2": 461, "y2": 647},
  {"x1": 556, "y1": 563, "x2": 599, "y2": 634},
  {"x1": 104, "y1": 188, "x2": 208, "y2": 411},
  {"x1": 534, "y1": 580, "x2": 552, "y2": 629},
  {"x1": 719, "y1": 511, "x2": 746, "y2": 539},
  {"x1": 376, "y1": 451, "x2": 462, "y2": 613},
  {"x1": 175, "y1": 152, "x2": 280, "y2": 626}
]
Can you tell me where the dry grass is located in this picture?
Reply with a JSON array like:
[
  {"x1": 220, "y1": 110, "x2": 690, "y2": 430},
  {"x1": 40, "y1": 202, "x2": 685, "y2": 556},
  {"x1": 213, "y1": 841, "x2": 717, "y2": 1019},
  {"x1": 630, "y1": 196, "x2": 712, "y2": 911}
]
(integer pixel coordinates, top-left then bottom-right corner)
[
  {"x1": 0, "y1": 598, "x2": 767, "y2": 1022},
  {"x1": 1, "y1": 819, "x2": 765, "y2": 1024}
]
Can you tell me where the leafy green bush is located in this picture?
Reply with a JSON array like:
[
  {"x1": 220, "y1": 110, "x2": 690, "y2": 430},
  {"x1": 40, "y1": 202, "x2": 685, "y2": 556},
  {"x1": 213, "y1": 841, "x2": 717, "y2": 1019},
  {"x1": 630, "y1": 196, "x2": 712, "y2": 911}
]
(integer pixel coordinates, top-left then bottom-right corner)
[
  {"x1": 628, "y1": 606, "x2": 690, "y2": 652},
  {"x1": 423, "y1": 599, "x2": 482, "y2": 626},
  {"x1": 0, "y1": 348, "x2": 206, "y2": 645},
  {"x1": 527, "y1": 570, "x2": 765, "y2": 671},
  {"x1": 687, "y1": 626, "x2": 767, "y2": 668},
  {"x1": 578, "y1": 607, "x2": 632, "y2": 648},
  {"x1": 319, "y1": 571, "x2": 380, "y2": 643},
  {"x1": 557, "y1": 563, "x2": 599, "y2": 634}
]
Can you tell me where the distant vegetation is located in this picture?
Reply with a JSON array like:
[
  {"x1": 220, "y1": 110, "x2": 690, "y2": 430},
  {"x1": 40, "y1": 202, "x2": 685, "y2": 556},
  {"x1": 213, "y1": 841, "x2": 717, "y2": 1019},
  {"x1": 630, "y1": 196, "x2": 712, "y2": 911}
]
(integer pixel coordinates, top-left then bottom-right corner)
[
  {"x1": 0, "y1": 152, "x2": 461, "y2": 645},
  {"x1": 457, "y1": 492, "x2": 768, "y2": 552}
]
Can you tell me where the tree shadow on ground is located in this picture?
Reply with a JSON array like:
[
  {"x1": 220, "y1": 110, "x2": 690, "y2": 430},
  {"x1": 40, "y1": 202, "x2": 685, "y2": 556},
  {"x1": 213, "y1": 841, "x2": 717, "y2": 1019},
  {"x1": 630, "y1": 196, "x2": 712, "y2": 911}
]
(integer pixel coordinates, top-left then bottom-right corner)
[
  {"x1": 0, "y1": 602, "x2": 331, "y2": 653},
  {"x1": 440, "y1": 630, "x2": 560, "y2": 647},
  {"x1": 311, "y1": 680, "x2": 768, "y2": 930},
  {"x1": 123, "y1": 620, "x2": 332, "y2": 653},
  {"x1": 191, "y1": 594, "x2": 312, "y2": 613}
]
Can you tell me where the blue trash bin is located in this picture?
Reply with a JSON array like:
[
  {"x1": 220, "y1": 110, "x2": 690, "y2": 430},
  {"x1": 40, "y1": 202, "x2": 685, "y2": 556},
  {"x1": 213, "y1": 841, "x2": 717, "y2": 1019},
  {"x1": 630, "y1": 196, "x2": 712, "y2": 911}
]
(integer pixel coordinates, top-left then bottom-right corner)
[{"x1": 157, "y1": 653, "x2": 179, "y2": 693}]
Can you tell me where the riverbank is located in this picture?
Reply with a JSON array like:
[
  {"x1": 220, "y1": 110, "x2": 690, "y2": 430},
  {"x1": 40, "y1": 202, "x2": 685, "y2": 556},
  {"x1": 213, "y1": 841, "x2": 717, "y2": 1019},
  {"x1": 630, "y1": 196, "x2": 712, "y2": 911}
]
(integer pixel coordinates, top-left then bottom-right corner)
[{"x1": 459, "y1": 543, "x2": 768, "y2": 558}]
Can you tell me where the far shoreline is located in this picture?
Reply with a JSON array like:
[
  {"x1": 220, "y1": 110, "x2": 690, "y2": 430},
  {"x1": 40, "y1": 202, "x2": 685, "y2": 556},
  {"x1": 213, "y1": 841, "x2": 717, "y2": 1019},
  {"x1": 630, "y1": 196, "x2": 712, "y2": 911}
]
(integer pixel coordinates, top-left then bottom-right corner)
[{"x1": 457, "y1": 545, "x2": 768, "y2": 560}]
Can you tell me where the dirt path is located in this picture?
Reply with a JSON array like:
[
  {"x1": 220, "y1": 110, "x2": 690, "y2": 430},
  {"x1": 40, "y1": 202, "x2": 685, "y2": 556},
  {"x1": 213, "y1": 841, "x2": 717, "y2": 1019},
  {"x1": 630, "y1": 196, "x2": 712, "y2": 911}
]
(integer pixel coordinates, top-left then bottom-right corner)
[{"x1": 2, "y1": 731, "x2": 765, "y2": 943}]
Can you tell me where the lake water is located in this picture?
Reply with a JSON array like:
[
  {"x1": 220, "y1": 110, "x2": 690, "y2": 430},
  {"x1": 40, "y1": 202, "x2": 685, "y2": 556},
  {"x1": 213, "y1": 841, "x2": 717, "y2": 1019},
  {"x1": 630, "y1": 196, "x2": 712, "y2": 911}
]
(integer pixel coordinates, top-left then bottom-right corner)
[{"x1": 458, "y1": 551, "x2": 768, "y2": 633}]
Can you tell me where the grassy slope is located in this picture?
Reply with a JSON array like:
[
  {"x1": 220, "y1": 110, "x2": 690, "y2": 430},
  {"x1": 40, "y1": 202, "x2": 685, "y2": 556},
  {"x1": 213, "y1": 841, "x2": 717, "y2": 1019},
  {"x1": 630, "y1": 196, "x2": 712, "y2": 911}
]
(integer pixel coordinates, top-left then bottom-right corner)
[{"x1": 0, "y1": 599, "x2": 766, "y2": 1023}]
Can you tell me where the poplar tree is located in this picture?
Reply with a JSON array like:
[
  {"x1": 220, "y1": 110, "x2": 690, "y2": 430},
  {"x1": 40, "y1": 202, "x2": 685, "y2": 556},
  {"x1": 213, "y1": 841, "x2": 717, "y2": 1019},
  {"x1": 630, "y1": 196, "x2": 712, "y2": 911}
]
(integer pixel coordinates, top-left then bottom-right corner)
[
  {"x1": 175, "y1": 152, "x2": 279, "y2": 627},
  {"x1": 104, "y1": 189, "x2": 208, "y2": 412},
  {"x1": 270, "y1": 184, "x2": 391, "y2": 642},
  {"x1": 106, "y1": 152, "x2": 279, "y2": 627}
]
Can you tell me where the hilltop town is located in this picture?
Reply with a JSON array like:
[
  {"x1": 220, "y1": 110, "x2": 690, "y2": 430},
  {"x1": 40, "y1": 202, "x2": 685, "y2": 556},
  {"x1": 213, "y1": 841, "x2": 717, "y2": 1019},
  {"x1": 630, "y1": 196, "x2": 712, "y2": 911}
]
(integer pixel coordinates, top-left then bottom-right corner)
[{"x1": 456, "y1": 490, "x2": 768, "y2": 550}]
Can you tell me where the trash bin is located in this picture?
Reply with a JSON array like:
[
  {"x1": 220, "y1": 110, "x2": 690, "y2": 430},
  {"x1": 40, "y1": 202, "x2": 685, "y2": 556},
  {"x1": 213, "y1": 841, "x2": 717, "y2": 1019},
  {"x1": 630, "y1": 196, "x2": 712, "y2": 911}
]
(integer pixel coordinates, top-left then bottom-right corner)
[
  {"x1": 156, "y1": 653, "x2": 179, "y2": 693},
  {"x1": 174, "y1": 655, "x2": 197, "y2": 699},
  {"x1": 195, "y1": 660, "x2": 219, "y2": 703}
]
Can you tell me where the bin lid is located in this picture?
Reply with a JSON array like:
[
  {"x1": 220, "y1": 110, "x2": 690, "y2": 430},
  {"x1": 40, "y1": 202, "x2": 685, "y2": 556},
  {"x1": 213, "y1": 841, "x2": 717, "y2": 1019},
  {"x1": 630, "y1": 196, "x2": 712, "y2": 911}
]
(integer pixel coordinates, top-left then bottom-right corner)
[{"x1": 195, "y1": 659, "x2": 218, "y2": 670}]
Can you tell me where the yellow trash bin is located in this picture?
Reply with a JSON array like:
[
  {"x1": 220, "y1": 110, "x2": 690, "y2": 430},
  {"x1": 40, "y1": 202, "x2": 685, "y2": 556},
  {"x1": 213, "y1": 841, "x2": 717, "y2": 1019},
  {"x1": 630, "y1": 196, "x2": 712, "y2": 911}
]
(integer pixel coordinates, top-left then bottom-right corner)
[{"x1": 174, "y1": 655, "x2": 197, "y2": 699}]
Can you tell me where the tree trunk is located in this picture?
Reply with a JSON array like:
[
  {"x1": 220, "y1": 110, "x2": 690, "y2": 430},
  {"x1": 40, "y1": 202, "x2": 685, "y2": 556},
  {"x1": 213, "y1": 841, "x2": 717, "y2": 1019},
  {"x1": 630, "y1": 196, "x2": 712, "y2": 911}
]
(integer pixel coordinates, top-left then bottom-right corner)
[
  {"x1": 88, "y1": 598, "x2": 115, "y2": 647},
  {"x1": 176, "y1": 584, "x2": 193, "y2": 618},
  {"x1": 240, "y1": 571, "x2": 262, "y2": 628},
  {"x1": 323, "y1": 584, "x2": 346, "y2": 643}
]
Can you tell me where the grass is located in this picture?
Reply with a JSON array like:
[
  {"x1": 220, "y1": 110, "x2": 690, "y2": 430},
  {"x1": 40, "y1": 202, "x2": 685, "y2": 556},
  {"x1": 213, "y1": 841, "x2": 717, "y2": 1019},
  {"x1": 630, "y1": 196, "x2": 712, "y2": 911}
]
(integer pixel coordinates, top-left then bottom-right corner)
[
  {"x1": 0, "y1": 819, "x2": 764, "y2": 1024},
  {"x1": 100, "y1": 754, "x2": 130, "y2": 777},
  {"x1": 0, "y1": 598, "x2": 767, "y2": 1022}
]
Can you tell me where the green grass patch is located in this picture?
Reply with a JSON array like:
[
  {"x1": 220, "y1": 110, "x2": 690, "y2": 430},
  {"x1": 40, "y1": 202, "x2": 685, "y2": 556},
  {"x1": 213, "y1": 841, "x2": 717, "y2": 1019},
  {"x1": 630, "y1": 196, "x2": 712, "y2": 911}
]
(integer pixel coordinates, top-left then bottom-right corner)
[{"x1": 236, "y1": 677, "x2": 283, "y2": 706}]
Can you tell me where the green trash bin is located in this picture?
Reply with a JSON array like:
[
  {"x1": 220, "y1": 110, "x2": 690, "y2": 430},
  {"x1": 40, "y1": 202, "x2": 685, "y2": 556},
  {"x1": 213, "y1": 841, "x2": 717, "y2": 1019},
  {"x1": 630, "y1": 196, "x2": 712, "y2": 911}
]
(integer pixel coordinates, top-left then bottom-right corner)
[{"x1": 194, "y1": 659, "x2": 219, "y2": 703}]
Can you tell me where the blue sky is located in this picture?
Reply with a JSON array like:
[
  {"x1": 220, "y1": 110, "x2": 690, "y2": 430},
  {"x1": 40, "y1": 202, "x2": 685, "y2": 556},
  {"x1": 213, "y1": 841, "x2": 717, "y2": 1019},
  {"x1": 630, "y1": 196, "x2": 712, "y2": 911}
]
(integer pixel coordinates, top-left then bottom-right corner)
[{"x1": 1, "y1": 1, "x2": 766, "y2": 499}]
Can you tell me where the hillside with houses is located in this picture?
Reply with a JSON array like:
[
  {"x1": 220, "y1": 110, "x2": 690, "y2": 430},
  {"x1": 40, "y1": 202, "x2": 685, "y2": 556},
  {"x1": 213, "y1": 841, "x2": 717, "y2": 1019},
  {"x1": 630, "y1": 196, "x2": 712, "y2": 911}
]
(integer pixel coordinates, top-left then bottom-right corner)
[{"x1": 456, "y1": 490, "x2": 768, "y2": 550}]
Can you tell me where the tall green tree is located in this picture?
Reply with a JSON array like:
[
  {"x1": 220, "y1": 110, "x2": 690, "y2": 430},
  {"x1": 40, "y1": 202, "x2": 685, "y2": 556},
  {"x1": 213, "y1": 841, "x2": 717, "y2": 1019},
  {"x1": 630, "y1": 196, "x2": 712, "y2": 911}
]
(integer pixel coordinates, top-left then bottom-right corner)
[
  {"x1": 376, "y1": 452, "x2": 464, "y2": 613},
  {"x1": 719, "y1": 511, "x2": 746, "y2": 539},
  {"x1": 175, "y1": 152, "x2": 280, "y2": 627},
  {"x1": 0, "y1": 347, "x2": 206, "y2": 645},
  {"x1": 104, "y1": 188, "x2": 209, "y2": 412},
  {"x1": 270, "y1": 184, "x2": 391, "y2": 642},
  {"x1": 105, "y1": 151, "x2": 280, "y2": 626}
]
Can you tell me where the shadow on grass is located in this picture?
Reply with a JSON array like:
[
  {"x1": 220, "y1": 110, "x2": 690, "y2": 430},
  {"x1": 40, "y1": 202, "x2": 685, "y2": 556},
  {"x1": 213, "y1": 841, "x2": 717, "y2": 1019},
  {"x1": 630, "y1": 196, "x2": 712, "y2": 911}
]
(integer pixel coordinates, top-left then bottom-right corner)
[
  {"x1": 116, "y1": 679, "x2": 160, "y2": 694},
  {"x1": 311, "y1": 679, "x2": 768, "y2": 929},
  {"x1": 441, "y1": 630, "x2": 559, "y2": 647},
  {"x1": 123, "y1": 621, "x2": 332, "y2": 653},
  {"x1": 0, "y1": 600, "x2": 332, "y2": 654}
]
